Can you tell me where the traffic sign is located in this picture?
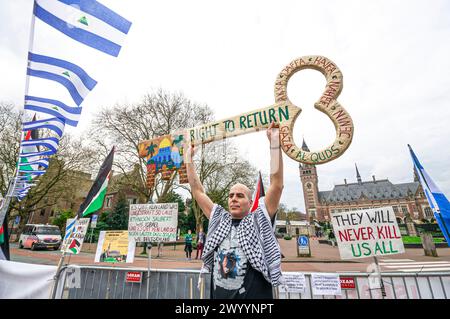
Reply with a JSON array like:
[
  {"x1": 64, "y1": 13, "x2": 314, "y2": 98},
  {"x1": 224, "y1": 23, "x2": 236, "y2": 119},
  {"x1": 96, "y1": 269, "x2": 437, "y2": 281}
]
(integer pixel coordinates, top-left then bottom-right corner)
[
  {"x1": 298, "y1": 235, "x2": 309, "y2": 247},
  {"x1": 91, "y1": 214, "x2": 98, "y2": 229},
  {"x1": 297, "y1": 235, "x2": 311, "y2": 257}
]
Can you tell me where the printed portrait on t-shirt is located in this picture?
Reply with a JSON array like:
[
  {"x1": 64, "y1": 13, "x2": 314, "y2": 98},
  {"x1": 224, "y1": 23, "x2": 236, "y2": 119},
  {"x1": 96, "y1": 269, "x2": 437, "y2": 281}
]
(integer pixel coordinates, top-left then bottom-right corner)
[{"x1": 213, "y1": 226, "x2": 248, "y2": 290}]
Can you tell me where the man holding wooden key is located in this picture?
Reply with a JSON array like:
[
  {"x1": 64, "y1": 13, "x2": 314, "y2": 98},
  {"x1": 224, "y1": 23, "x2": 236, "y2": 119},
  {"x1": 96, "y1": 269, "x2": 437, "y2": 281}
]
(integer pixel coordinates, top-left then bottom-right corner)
[{"x1": 185, "y1": 122, "x2": 284, "y2": 299}]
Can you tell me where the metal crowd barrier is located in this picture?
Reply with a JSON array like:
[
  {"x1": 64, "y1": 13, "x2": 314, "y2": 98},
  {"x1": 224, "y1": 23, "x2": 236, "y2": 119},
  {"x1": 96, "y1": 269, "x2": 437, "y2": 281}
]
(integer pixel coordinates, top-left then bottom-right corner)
[
  {"x1": 53, "y1": 265, "x2": 450, "y2": 299},
  {"x1": 54, "y1": 265, "x2": 211, "y2": 299},
  {"x1": 278, "y1": 272, "x2": 450, "y2": 299}
]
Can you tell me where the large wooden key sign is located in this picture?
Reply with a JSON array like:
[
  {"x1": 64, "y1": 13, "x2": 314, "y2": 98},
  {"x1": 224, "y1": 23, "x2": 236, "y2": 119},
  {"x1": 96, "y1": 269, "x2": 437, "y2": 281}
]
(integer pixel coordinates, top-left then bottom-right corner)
[{"x1": 138, "y1": 56, "x2": 353, "y2": 188}]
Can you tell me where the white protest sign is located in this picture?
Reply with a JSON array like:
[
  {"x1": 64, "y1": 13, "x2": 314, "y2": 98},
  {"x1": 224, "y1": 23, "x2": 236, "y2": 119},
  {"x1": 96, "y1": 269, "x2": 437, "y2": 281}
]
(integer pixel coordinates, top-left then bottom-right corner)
[
  {"x1": 94, "y1": 231, "x2": 135, "y2": 263},
  {"x1": 331, "y1": 206, "x2": 405, "y2": 260},
  {"x1": 279, "y1": 272, "x2": 306, "y2": 294},
  {"x1": 62, "y1": 218, "x2": 90, "y2": 254},
  {"x1": 128, "y1": 203, "x2": 178, "y2": 242},
  {"x1": 311, "y1": 273, "x2": 342, "y2": 296}
]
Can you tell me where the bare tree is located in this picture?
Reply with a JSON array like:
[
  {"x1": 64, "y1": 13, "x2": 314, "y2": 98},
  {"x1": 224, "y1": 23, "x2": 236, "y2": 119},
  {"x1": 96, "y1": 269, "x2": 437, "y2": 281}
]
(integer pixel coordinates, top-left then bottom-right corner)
[
  {"x1": 0, "y1": 102, "x2": 98, "y2": 230},
  {"x1": 89, "y1": 89, "x2": 260, "y2": 232},
  {"x1": 11, "y1": 134, "x2": 98, "y2": 230},
  {"x1": 89, "y1": 89, "x2": 214, "y2": 202},
  {"x1": 0, "y1": 103, "x2": 22, "y2": 196}
]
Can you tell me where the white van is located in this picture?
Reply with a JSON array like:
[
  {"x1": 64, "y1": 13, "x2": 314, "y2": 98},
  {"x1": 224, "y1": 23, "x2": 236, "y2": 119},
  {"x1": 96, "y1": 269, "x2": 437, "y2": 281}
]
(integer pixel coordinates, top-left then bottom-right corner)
[{"x1": 19, "y1": 224, "x2": 62, "y2": 251}]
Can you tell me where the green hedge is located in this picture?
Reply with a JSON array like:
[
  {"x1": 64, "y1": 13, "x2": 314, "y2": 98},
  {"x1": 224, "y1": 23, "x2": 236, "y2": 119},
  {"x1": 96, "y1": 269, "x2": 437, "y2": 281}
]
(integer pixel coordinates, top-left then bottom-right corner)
[{"x1": 402, "y1": 236, "x2": 446, "y2": 244}]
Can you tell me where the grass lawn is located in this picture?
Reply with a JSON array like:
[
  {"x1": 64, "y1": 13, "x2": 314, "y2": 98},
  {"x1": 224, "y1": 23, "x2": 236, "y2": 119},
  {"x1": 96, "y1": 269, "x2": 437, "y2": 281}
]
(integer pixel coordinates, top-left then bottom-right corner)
[{"x1": 402, "y1": 236, "x2": 446, "y2": 244}]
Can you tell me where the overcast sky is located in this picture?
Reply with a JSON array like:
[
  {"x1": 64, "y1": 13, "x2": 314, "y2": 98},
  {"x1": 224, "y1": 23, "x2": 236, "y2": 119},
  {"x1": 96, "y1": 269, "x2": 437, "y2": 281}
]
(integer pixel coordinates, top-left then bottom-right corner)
[{"x1": 1, "y1": 0, "x2": 449, "y2": 212}]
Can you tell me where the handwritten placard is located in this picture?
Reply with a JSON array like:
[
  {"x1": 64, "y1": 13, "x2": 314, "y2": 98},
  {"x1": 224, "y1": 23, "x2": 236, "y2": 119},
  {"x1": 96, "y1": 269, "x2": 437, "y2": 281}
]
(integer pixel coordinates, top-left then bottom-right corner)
[
  {"x1": 279, "y1": 272, "x2": 306, "y2": 294},
  {"x1": 311, "y1": 273, "x2": 342, "y2": 296},
  {"x1": 331, "y1": 206, "x2": 404, "y2": 260},
  {"x1": 62, "y1": 218, "x2": 89, "y2": 254},
  {"x1": 128, "y1": 203, "x2": 178, "y2": 242}
]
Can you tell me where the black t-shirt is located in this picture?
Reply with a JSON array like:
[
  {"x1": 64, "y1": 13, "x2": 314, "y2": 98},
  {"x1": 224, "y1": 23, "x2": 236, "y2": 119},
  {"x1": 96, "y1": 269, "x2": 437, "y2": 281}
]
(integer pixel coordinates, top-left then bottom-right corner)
[{"x1": 211, "y1": 219, "x2": 273, "y2": 299}]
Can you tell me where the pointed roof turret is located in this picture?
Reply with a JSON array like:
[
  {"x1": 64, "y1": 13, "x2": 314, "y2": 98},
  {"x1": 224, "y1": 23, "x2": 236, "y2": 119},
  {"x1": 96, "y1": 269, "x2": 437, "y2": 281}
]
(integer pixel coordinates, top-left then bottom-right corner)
[
  {"x1": 302, "y1": 138, "x2": 310, "y2": 152},
  {"x1": 355, "y1": 163, "x2": 362, "y2": 183}
]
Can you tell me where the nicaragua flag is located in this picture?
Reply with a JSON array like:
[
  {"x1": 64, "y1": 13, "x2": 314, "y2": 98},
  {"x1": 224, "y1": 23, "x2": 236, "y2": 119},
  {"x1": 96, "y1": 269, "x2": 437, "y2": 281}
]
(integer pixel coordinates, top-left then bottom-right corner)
[
  {"x1": 27, "y1": 52, "x2": 97, "y2": 106},
  {"x1": 20, "y1": 150, "x2": 55, "y2": 159},
  {"x1": 34, "y1": 0, "x2": 132, "y2": 57},
  {"x1": 408, "y1": 144, "x2": 450, "y2": 246},
  {"x1": 23, "y1": 117, "x2": 65, "y2": 138},
  {"x1": 18, "y1": 158, "x2": 49, "y2": 169},
  {"x1": 18, "y1": 169, "x2": 47, "y2": 176},
  {"x1": 21, "y1": 137, "x2": 60, "y2": 155},
  {"x1": 25, "y1": 95, "x2": 82, "y2": 127}
]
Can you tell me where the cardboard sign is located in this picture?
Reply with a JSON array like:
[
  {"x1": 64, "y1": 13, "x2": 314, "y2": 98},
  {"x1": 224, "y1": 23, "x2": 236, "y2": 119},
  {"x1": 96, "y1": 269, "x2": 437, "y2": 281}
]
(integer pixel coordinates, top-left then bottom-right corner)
[
  {"x1": 331, "y1": 206, "x2": 405, "y2": 260},
  {"x1": 126, "y1": 271, "x2": 142, "y2": 283},
  {"x1": 128, "y1": 203, "x2": 178, "y2": 242},
  {"x1": 278, "y1": 272, "x2": 306, "y2": 294},
  {"x1": 94, "y1": 231, "x2": 135, "y2": 263},
  {"x1": 62, "y1": 218, "x2": 90, "y2": 254},
  {"x1": 340, "y1": 277, "x2": 356, "y2": 289},
  {"x1": 311, "y1": 273, "x2": 342, "y2": 296}
]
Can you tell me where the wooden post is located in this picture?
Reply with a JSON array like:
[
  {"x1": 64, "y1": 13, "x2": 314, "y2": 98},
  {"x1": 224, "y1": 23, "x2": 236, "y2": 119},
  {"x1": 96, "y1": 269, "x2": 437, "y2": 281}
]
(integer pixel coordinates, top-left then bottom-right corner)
[{"x1": 421, "y1": 233, "x2": 438, "y2": 257}]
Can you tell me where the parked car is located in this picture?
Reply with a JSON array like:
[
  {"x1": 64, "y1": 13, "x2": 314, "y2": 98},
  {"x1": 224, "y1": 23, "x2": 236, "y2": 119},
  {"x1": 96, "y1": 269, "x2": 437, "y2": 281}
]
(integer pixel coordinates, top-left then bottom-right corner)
[{"x1": 19, "y1": 224, "x2": 62, "y2": 251}]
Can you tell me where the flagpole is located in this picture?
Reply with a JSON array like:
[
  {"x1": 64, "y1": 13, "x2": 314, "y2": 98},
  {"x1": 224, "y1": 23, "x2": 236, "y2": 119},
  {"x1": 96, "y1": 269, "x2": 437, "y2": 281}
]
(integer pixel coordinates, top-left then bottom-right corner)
[
  {"x1": 0, "y1": 0, "x2": 40, "y2": 259},
  {"x1": 7, "y1": 0, "x2": 38, "y2": 206},
  {"x1": 50, "y1": 215, "x2": 78, "y2": 299},
  {"x1": 409, "y1": 145, "x2": 450, "y2": 242}
]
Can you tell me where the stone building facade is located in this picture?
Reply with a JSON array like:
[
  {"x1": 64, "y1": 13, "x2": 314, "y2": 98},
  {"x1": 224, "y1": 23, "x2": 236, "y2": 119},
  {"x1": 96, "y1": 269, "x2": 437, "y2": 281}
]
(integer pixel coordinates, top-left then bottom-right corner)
[
  {"x1": 28, "y1": 170, "x2": 93, "y2": 225},
  {"x1": 299, "y1": 141, "x2": 432, "y2": 223}
]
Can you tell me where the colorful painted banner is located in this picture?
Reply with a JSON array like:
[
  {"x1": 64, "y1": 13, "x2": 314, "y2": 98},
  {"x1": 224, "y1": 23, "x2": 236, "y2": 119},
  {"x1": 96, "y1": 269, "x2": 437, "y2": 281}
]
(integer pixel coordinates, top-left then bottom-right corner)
[
  {"x1": 128, "y1": 203, "x2": 178, "y2": 242},
  {"x1": 331, "y1": 206, "x2": 405, "y2": 260}
]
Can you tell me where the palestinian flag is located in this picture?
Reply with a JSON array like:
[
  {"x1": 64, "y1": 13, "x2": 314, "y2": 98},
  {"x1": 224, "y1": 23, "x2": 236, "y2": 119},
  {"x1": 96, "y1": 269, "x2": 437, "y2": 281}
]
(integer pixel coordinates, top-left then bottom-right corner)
[
  {"x1": 68, "y1": 238, "x2": 81, "y2": 254},
  {"x1": 0, "y1": 218, "x2": 9, "y2": 260},
  {"x1": 0, "y1": 225, "x2": 4, "y2": 245},
  {"x1": 250, "y1": 171, "x2": 265, "y2": 213},
  {"x1": 78, "y1": 147, "x2": 115, "y2": 217}
]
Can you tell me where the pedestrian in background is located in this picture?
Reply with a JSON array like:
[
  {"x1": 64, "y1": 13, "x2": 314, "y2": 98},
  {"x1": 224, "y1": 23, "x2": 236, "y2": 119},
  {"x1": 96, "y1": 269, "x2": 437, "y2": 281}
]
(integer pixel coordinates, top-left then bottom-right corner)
[
  {"x1": 195, "y1": 228, "x2": 205, "y2": 259},
  {"x1": 184, "y1": 229, "x2": 193, "y2": 260}
]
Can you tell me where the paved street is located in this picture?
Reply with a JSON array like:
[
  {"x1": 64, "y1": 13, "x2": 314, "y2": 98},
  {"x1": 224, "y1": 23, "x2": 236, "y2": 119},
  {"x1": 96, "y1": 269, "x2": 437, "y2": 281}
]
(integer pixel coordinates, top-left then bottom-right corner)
[{"x1": 9, "y1": 238, "x2": 450, "y2": 273}]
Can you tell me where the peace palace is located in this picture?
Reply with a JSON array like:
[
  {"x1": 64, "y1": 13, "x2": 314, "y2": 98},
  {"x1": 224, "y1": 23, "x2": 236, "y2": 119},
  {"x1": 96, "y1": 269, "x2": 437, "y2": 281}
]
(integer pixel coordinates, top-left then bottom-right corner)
[{"x1": 299, "y1": 141, "x2": 432, "y2": 223}]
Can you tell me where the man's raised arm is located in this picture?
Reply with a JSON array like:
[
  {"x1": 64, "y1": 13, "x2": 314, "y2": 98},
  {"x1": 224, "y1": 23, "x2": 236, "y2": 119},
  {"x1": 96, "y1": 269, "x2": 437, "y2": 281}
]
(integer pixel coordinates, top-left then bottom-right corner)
[
  {"x1": 264, "y1": 123, "x2": 284, "y2": 218},
  {"x1": 185, "y1": 145, "x2": 214, "y2": 219}
]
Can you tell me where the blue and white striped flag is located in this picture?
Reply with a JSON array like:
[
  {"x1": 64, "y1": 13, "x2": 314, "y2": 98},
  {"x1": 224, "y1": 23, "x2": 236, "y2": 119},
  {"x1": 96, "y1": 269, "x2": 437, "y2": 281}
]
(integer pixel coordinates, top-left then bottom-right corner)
[
  {"x1": 34, "y1": 0, "x2": 132, "y2": 57},
  {"x1": 27, "y1": 52, "x2": 97, "y2": 106},
  {"x1": 14, "y1": 183, "x2": 37, "y2": 189},
  {"x1": 19, "y1": 150, "x2": 55, "y2": 158},
  {"x1": 18, "y1": 169, "x2": 47, "y2": 175},
  {"x1": 64, "y1": 217, "x2": 78, "y2": 241},
  {"x1": 18, "y1": 158, "x2": 50, "y2": 169},
  {"x1": 21, "y1": 137, "x2": 60, "y2": 154},
  {"x1": 408, "y1": 144, "x2": 450, "y2": 246},
  {"x1": 25, "y1": 95, "x2": 82, "y2": 127},
  {"x1": 22, "y1": 117, "x2": 65, "y2": 138}
]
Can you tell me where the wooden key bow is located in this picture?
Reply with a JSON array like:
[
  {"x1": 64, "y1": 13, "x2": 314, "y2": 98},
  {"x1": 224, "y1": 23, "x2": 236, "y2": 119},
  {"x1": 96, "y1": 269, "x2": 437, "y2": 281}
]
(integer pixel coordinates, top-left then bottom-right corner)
[{"x1": 138, "y1": 56, "x2": 353, "y2": 188}]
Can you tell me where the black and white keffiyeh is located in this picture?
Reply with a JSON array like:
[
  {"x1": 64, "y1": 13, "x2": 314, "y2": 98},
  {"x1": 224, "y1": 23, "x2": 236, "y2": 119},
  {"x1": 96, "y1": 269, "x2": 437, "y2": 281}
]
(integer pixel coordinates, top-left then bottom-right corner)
[{"x1": 200, "y1": 197, "x2": 283, "y2": 286}]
